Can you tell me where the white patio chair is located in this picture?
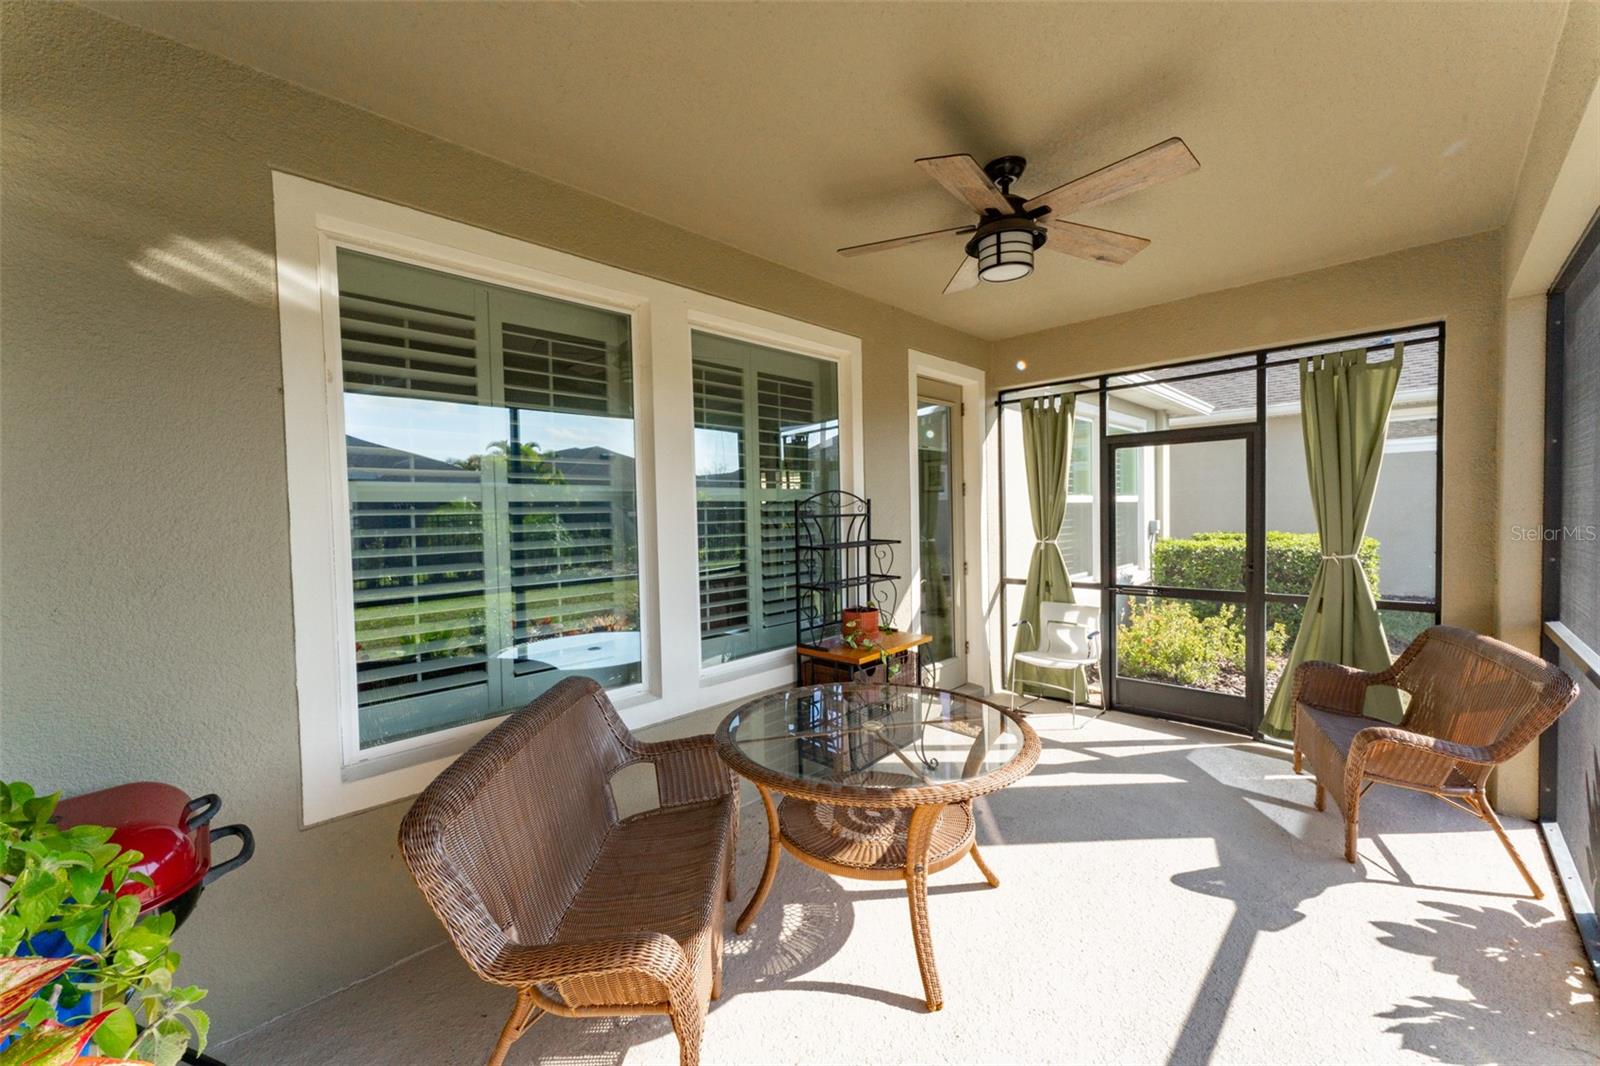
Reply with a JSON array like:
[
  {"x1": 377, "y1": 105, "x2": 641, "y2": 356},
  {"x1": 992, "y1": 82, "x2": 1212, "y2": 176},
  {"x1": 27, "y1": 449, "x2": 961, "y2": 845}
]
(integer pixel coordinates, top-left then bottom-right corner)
[{"x1": 1011, "y1": 602, "x2": 1101, "y2": 727}]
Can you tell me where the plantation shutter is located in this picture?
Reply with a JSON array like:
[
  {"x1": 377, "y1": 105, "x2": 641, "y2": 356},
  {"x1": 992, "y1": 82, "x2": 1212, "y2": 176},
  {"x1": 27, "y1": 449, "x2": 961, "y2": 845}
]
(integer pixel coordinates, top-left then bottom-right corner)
[
  {"x1": 757, "y1": 370, "x2": 817, "y2": 633},
  {"x1": 693, "y1": 359, "x2": 751, "y2": 638},
  {"x1": 489, "y1": 289, "x2": 635, "y2": 692},
  {"x1": 337, "y1": 252, "x2": 498, "y2": 746},
  {"x1": 692, "y1": 330, "x2": 840, "y2": 664},
  {"x1": 337, "y1": 250, "x2": 637, "y2": 750}
]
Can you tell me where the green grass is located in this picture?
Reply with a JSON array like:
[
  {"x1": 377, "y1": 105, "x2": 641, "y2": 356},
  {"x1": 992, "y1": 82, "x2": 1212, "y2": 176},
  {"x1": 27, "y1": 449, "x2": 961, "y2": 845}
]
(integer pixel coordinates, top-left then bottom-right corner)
[{"x1": 354, "y1": 578, "x2": 640, "y2": 661}]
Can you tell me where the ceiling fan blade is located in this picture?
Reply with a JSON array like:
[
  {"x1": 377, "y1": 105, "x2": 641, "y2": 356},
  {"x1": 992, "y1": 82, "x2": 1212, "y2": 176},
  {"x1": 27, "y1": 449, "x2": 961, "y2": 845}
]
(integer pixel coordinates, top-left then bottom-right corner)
[
  {"x1": 1043, "y1": 220, "x2": 1152, "y2": 265},
  {"x1": 1024, "y1": 137, "x2": 1199, "y2": 217},
  {"x1": 916, "y1": 154, "x2": 1013, "y2": 214},
  {"x1": 837, "y1": 225, "x2": 974, "y2": 257},
  {"x1": 943, "y1": 255, "x2": 980, "y2": 294}
]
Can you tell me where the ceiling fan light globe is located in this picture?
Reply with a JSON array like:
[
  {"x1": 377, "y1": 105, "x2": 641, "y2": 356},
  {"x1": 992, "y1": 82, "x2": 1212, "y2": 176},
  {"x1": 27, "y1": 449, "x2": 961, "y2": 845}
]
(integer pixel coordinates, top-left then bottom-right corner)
[
  {"x1": 980, "y1": 261, "x2": 1033, "y2": 283},
  {"x1": 976, "y1": 229, "x2": 1035, "y2": 283}
]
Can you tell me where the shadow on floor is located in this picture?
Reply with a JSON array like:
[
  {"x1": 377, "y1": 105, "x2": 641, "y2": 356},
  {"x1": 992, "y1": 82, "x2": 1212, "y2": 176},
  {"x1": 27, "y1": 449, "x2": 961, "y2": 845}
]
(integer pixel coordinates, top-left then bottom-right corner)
[
  {"x1": 1374, "y1": 898, "x2": 1598, "y2": 1064},
  {"x1": 221, "y1": 707, "x2": 1596, "y2": 1066},
  {"x1": 497, "y1": 831, "x2": 979, "y2": 1064},
  {"x1": 980, "y1": 709, "x2": 1583, "y2": 1066},
  {"x1": 494, "y1": 709, "x2": 1590, "y2": 1066}
]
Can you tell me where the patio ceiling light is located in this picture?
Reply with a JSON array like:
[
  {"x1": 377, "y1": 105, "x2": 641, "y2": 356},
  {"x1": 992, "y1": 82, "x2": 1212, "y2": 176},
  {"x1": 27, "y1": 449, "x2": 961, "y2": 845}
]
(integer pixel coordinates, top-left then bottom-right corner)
[{"x1": 975, "y1": 229, "x2": 1034, "y2": 283}]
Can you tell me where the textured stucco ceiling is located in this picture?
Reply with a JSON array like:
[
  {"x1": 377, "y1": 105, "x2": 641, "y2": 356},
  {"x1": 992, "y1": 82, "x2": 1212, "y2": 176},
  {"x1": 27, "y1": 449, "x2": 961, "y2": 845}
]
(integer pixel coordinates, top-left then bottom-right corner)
[{"x1": 88, "y1": 1, "x2": 1569, "y2": 339}]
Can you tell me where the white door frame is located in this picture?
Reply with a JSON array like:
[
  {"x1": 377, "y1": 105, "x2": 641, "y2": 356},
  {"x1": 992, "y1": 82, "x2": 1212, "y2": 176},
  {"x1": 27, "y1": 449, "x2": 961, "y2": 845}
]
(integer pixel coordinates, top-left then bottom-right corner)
[{"x1": 907, "y1": 351, "x2": 989, "y2": 693}]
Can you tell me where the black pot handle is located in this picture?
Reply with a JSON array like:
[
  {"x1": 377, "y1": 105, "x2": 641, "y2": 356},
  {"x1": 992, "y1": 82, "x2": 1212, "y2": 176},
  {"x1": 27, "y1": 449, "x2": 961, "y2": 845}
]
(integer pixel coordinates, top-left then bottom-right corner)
[
  {"x1": 202, "y1": 824, "x2": 254, "y2": 886},
  {"x1": 183, "y1": 794, "x2": 222, "y2": 831}
]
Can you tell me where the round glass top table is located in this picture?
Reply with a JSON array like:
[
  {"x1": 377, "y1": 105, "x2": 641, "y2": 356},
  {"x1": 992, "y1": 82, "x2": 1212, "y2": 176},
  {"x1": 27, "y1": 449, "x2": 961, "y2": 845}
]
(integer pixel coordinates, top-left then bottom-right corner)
[{"x1": 715, "y1": 684, "x2": 1039, "y2": 1011}]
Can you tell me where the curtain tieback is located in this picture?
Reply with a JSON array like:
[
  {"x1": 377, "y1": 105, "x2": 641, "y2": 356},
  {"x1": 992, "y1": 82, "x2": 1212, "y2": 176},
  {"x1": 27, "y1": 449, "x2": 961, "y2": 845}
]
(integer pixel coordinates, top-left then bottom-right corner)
[{"x1": 1320, "y1": 553, "x2": 1360, "y2": 561}]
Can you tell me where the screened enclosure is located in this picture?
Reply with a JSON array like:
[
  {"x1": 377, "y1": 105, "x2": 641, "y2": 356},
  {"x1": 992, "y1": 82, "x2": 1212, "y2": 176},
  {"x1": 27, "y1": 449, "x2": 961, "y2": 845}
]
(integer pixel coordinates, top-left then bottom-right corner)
[
  {"x1": 1540, "y1": 217, "x2": 1600, "y2": 974},
  {"x1": 997, "y1": 324, "x2": 1443, "y2": 735}
]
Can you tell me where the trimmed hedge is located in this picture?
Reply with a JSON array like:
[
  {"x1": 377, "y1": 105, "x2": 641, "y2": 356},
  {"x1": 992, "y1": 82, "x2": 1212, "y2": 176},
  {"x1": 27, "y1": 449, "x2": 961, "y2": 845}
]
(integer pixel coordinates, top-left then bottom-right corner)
[{"x1": 1152, "y1": 531, "x2": 1380, "y2": 631}]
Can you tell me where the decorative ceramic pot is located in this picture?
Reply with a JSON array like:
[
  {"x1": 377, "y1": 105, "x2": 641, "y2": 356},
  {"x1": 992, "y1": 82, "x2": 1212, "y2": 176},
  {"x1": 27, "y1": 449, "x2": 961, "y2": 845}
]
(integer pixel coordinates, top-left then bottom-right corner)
[{"x1": 842, "y1": 606, "x2": 880, "y2": 638}]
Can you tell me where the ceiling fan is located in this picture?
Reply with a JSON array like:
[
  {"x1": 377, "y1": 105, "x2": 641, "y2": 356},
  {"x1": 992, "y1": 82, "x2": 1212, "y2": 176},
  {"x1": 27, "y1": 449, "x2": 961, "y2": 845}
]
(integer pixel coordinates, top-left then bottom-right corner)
[{"x1": 838, "y1": 137, "x2": 1199, "y2": 293}]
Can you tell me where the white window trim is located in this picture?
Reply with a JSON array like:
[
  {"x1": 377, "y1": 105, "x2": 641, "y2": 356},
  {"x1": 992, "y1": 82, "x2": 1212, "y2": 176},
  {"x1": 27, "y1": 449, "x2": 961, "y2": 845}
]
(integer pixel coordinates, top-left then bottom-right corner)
[
  {"x1": 1385, "y1": 435, "x2": 1438, "y2": 454},
  {"x1": 1057, "y1": 404, "x2": 1151, "y2": 583},
  {"x1": 273, "y1": 173, "x2": 862, "y2": 825},
  {"x1": 1063, "y1": 412, "x2": 1098, "y2": 583}
]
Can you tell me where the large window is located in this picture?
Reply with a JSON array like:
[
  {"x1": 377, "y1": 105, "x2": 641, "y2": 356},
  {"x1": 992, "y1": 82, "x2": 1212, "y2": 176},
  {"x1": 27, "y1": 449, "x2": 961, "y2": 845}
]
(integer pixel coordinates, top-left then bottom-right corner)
[
  {"x1": 274, "y1": 173, "x2": 861, "y2": 823},
  {"x1": 337, "y1": 251, "x2": 640, "y2": 749},
  {"x1": 692, "y1": 332, "x2": 840, "y2": 666}
]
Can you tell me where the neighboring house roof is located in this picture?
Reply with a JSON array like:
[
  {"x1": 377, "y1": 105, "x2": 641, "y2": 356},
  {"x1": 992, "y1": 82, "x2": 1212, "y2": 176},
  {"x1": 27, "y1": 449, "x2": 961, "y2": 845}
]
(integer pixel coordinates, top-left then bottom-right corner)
[
  {"x1": 545, "y1": 445, "x2": 635, "y2": 482},
  {"x1": 1161, "y1": 334, "x2": 1440, "y2": 416},
  {"x1": 347, "y1": 436, "x2": 639, "y2": 481},
  {"x1": 345, "y1": 435, "x2": 466, "y2": 479}
]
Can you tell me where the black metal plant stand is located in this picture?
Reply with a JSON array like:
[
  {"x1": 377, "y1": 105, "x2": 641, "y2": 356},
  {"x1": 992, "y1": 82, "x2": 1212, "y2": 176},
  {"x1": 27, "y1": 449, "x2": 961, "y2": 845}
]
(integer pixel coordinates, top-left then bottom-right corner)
[{"x1": 792, "y1": 490, "x2": 900, "y2": 652}]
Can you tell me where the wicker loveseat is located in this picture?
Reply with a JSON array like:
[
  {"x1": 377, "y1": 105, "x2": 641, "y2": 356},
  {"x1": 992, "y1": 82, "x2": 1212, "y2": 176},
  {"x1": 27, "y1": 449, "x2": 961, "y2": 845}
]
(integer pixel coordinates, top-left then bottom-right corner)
[
  {"x1": 399, "y1": 677, "x2": 737, "y2": 1066},
  {"x1": 1292, "y1": 625, "x2": 1578, "y2": 897}
]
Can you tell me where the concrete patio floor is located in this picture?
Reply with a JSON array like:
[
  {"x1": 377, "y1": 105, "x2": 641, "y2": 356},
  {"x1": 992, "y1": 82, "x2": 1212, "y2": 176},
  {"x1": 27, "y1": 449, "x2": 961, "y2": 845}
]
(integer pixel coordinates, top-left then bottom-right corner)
[{"x1": 221, "y1": 706, "x2": 1598, "y2": 1065}]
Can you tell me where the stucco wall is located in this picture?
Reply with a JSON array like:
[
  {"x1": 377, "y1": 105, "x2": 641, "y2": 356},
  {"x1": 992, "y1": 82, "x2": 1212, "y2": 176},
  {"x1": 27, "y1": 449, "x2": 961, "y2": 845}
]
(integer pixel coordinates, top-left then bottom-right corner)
[
  {"x1": 1493, "y1": 296, "x2": 1552, "y2": 818},
  {"x1": 0, "y1": 4, "x2": 989, "y2": 1040},
  {"x1": 1503, "y1": 0, "x2": 1600, "y2": 295}
]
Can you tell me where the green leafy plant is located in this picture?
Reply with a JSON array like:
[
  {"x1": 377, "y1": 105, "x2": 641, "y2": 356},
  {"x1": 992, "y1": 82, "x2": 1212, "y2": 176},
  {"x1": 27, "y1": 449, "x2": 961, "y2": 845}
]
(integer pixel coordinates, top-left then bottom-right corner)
[
  {"x1": 1266, "y1": 620, "x2": 1291, "y2": 660},
  {"x1": 1117, "y1": 599, "x2": 1246, "y2": 688},
  {"x1": 1122, "y1": 531, "x2": 1409, "y2": 696},
  {"x1": 0, "y1": 783, "x2": 208, "y2": 1066},
  {"x1": 0, "y1": 955, "x2": 149, "y2": 1065},
  {"x1": 1152, "y1": 531, "x2": 1380, "y2": 630},
  {"x1": 842, "y1": 607, "x2": 901, "y2": 680}
]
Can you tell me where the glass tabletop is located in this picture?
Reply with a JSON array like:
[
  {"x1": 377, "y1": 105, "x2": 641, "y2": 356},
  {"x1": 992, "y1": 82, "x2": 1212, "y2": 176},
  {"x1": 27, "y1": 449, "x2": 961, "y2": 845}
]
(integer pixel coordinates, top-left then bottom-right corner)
[{"x1": 716, "y1": 684, "x2": 1031, "y2": 792}]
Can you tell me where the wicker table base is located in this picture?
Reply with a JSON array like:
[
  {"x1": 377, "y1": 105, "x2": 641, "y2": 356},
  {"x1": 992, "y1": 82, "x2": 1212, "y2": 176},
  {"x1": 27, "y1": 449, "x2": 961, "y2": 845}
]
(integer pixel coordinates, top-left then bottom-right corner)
[
  {"x1": 734, "y1": 778, "x2": 999, "y2": 1012},
  {"x1": 716, "y1": 686, "x2": 1039, "y2": 1016}
]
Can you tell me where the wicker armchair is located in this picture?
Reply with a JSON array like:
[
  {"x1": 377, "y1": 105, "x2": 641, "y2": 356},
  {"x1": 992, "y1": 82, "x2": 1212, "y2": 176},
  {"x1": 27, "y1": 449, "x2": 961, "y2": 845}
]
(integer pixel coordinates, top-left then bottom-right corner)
[
  {"x1": 1292, "y1": 626, "x2": 1577, "y2": 897},
  {"x1": 399, "y1": 677, "x2": 737, "y2": 1066}
]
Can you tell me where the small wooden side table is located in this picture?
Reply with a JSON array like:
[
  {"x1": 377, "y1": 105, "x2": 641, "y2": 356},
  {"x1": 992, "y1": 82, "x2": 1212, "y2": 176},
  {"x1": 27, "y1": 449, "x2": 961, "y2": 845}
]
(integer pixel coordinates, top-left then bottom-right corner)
[{"x1": 795, "y1": 630, "x2": 933, "y2": 686}]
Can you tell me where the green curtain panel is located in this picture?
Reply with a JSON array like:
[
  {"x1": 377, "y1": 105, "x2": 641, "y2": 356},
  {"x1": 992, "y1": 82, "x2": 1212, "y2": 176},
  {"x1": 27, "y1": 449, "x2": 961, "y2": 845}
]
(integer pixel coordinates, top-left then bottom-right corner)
[
  {"x1": 1263, "y1": 345, "x2": 1404, "y2": 736},
  {"x1": 1013, "y1": 394, "x2": 1087, "y2": 701}
]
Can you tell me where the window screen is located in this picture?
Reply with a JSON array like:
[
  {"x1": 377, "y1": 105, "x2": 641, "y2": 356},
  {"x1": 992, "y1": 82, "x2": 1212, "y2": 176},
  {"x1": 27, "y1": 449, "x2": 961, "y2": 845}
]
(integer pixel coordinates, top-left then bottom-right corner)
[{"x1": 1550, "y1": 227, "x2": 1600, "y2": 916}]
